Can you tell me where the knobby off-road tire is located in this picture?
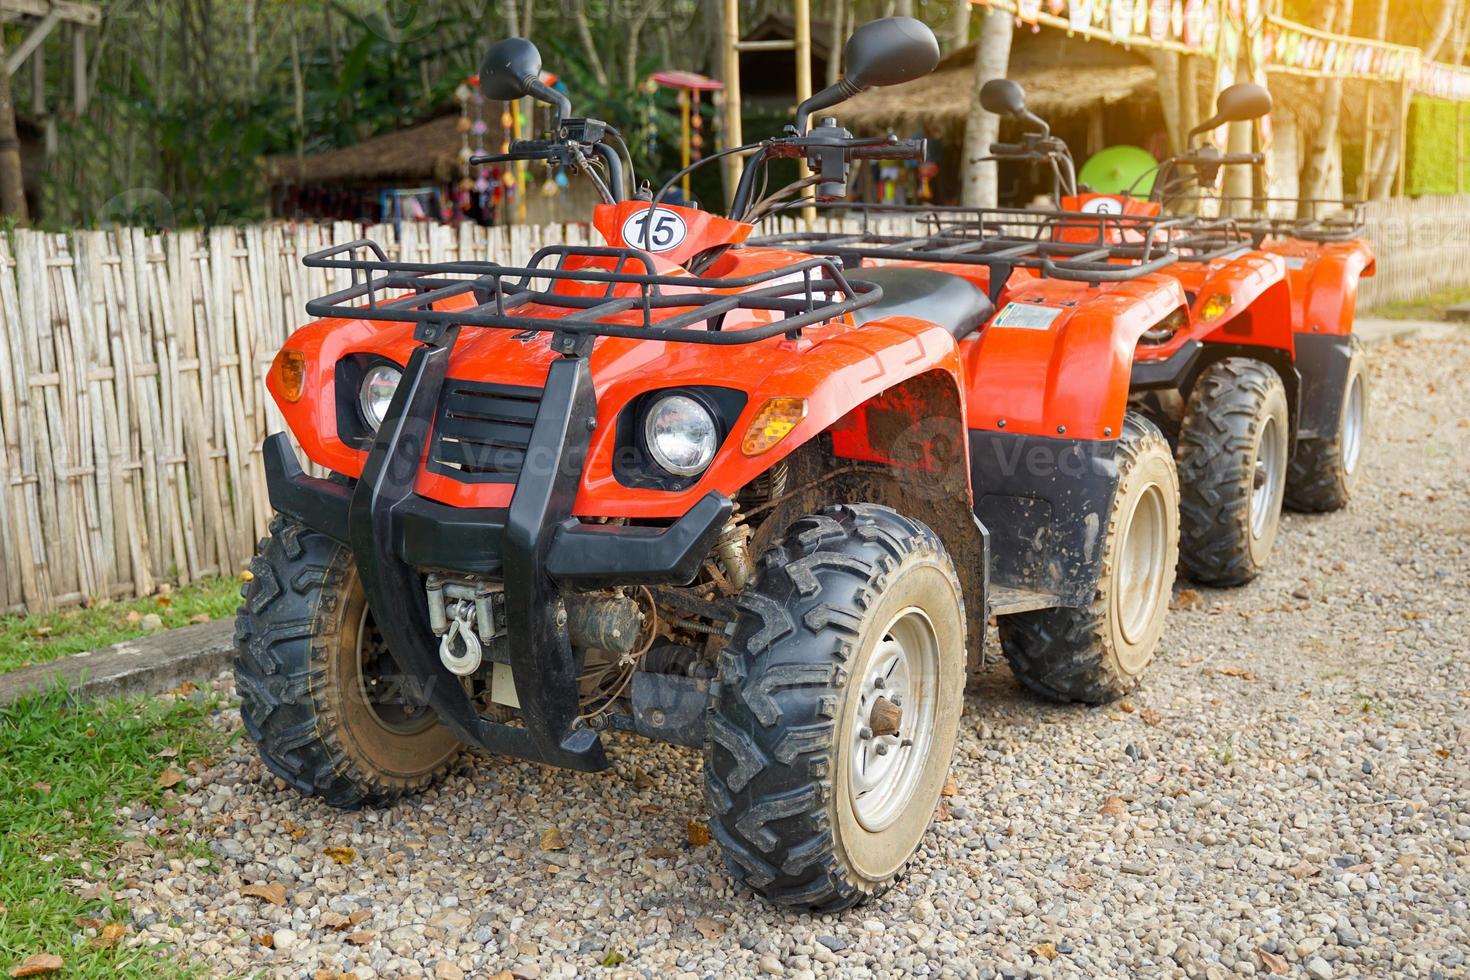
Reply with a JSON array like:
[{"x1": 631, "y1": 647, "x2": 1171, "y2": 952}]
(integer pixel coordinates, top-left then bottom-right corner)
[
  {"x1": 234, "y1": 516, "x2": 461, "y2": 809},
  {"x1": 705, "y1": 504, "x2": 966, "y2": 911},
  {"x1": 1287, "y1": 339, "x2": 1368, "y2": 513},
  {"x1": 1175, "y1": 358, "x2": 1291, "y2": 586},
  {"x1": 998, "y1": 413, "x2": 1179, "y2": 704}
]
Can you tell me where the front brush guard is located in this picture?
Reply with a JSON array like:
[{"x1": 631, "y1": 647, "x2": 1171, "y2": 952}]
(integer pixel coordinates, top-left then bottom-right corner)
[{"x1": 263, "y1": 337, "x2": 732, "y2": 771}]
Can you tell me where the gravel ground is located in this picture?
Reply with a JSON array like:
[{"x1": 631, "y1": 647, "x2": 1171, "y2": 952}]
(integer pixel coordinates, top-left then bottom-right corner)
[{"x1": 111, "y1": 333, "x2": 1468, "y2": 979}]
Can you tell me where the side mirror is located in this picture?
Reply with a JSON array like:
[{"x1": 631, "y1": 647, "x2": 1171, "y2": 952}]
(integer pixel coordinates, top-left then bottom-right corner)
[
  {"x1": 979, "y1": 77, "x2": 1049, "y2": 136},
  {"x1": 1189, "y1": 83, "x2": 1272, "y2": 139},
  {"x1": 795, "y1": 17, "x2": 939, "y2": 132},
  {"x1": 843, "y1": 16, "x2": 941, "y2": 89},
  {"x1": 479, "y1": 37, "x2": 571, "y2": 121},
  {"x1": 980, "y1": 79, "x2": 1026, "y2": 118}
]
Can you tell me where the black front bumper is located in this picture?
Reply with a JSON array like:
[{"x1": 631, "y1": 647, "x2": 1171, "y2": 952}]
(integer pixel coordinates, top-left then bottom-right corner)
[{"x1": 262, "y1": 347, "x2": 731, "y2": 772}]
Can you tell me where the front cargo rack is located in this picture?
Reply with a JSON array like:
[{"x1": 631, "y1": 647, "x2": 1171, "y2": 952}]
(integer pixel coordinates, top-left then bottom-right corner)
[
  {"x1": 749, "y1": 204, "x2": 1252, "y2": 301},
  {"x1": 1164, "y1": 196, "x2": 1366, "y2": 244},
  {"x1": 303, "y1": 240, "x2": 879, "y2": 352}
]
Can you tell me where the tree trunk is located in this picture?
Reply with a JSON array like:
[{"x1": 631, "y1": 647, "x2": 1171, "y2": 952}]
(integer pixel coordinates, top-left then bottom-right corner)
[
  {"x1": 949, "y1": 0, "x2": 972, "y2": 52},
  {"x1": 572, "y1": 0, "x2": 609, "y2": 88},
  {"x1": 1148, "y1": 50, "x2": 1183, "y2": 154},
  {"x1": 1300, "y1": 0, "x2": 1353, "y2": 208},
  {"x1": 960, "y1": 8, "x2": 1014, "y2": 207},
  {"x1": 827, "y1": 0, "x2": 847, "y2": 86},
  {"x1": 0, "y1": 35, "x2": 29, "y2": 221}
]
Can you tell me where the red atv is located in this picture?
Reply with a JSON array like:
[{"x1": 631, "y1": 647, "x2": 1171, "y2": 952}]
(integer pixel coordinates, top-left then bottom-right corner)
[
  {"x1": 236, "y1": 19, "x2": 1184, "y2": 911},
  {"x1": 789, "y1": 80, "x2": 1335, "y2": 588}
]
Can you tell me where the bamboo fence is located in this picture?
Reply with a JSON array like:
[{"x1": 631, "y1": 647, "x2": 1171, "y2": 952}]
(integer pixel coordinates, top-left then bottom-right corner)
[{"x1": 0, "y1": 203, "x2": 1462, "y2": 613}]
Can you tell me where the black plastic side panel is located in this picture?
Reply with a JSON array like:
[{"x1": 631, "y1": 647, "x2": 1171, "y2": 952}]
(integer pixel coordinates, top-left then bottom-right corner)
[
  {"x1": 1293, "y1": 332, "x2": 1354, "y2": 442},
  {"x1": 546, "y1": 492, "x2": 732, "y2": 586},
  {"x1": 968, "y1": 430, "x2": 1119, "y2": 608},
  {"x1": 262, "y1": 433, "x2": 352, "y2": 545}
]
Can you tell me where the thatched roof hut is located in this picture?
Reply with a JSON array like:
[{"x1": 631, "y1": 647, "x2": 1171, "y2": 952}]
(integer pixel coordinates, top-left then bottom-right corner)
[
  {"x1": 841, "y1": 30, "x2": 1157, "y2": 134},
  {"x1": 267, "y1": 113, "x2": 487, "y2": 188}
]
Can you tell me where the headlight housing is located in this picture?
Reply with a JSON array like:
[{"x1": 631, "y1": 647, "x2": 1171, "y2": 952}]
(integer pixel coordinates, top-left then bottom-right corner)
[
  {"x1": 358, "y1": 364, "x2": 402, "y2": 431},
  {"x1": 642, "y1": 393, "x2": 719, "y2": 477}
]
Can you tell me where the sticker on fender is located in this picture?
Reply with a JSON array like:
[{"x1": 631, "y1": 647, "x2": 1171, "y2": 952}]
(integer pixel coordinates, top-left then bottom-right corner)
[{"x1": 993, "y1": 303, "x2": 1064, "y2": 330}]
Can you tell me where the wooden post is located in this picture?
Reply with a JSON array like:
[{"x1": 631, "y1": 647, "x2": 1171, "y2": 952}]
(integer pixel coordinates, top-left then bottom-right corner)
[
  {"x1": 720, "y1": 0, "x2": 743, "y2": 198},
  {"x1": 679, "y1": 89, "x2": 691, "y2": 199},
  {"x1": 1395, "y1": 79, "x2": 1409, "y2": 198},
  {"x1": 1458, "y1": 103, "x2": 1465, "y2": 196},
  {"x1": 794, "y1": 0, "x2": 814, "y2": 223},
  {"x1": 0, "y1": 32, "x2": 29, "y2": 221}
]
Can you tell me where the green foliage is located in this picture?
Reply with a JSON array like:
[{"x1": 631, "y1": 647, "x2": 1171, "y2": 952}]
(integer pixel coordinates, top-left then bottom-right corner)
[
  {"x1": 0, "y1": 576, "x2": 242, "y2": 675},
  {"x1": 1405, "y1": 97, "x2": 1470, "y2": 197},
  {"x1": 0, "y1": 687, "x2": 231, "y2": 977}
]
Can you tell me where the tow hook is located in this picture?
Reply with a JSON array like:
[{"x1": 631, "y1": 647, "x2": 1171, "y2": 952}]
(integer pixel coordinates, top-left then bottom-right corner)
[{"x1": 440, "y1": 610, "x2": 483, "y2": 676}]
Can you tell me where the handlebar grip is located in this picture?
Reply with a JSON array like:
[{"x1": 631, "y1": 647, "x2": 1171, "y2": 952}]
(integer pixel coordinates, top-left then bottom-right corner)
[
  {"x1": 469, "y1": 151, "x2": 550, "y2": 165},
  {"x1": 850, "y1": 139, "x2": 926, "y2": 161}
]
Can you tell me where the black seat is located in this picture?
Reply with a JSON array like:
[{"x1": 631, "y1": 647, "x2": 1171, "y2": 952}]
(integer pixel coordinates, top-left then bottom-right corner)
[{"x1": 849, "y1": 266, "x2": 994, "y2": 341}]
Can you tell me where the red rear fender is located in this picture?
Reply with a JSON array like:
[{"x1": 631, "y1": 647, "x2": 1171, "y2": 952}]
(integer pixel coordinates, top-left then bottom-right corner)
[{"x1": 963, "y1": 276, "x2": 1188, "y2": 440}]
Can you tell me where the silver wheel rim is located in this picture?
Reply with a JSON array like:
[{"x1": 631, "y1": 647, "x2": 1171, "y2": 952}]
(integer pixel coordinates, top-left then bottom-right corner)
[
  {"x1": 1115, "y1": 483, "x2": 1168, "y2": 657},
  {"x1": 1341, "y1": 374, "x2": 1364, "y2": 475},
  {"x1": 847, "y1": 607, "x2": 940, "y2": 833},
  {"x1": 1250, "y1": 414, "x2": 1285, "y2": 540},
  {"x1": 355, "y1": 604, "x2": 436, "y2": 737}
]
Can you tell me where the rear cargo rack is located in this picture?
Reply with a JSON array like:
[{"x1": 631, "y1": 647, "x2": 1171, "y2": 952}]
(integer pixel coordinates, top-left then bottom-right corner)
[
  {"x1": 749, "y1": 204, "x2": 1252, "y2": 300},
  {"x1": 303, "y1": 240, "x2": 879, "y2": 352}
]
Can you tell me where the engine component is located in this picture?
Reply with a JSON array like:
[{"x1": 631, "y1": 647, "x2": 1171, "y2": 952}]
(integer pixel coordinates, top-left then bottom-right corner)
[{"x1": 565, "y1": 592, "x2": 645, "y2": 655}]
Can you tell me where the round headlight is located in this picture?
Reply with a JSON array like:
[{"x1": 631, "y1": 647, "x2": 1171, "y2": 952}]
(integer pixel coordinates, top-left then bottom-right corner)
[
  {"x1": 358, "y1": 364, "x2": 402, "y2": 431},
  {"x1": 643, "y1": 394, "x2": 719, "y2": 477}
]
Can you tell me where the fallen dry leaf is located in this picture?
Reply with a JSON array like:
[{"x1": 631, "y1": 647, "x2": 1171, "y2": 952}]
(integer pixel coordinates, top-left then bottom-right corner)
[
  {"x1": 1099, "y1": 795, "x2": 1127, "y2": 817},
  {"x1": 282, "y1": 820, "x2": 306, "y2": 841},
  {"x1": 155, "y1": 768, "x2": 184, "y2": 789},
  {"x1": 1217, "y1": 666, "x2": 1257, "y2": 681},
  {"x1": 1031, "y1": 942, "x2": 1059, "y2": 961},
  {"x1": 1258, "y1": 948, "x2": 1289, "y2": 975},
  {"x1": 1172, "y1": 588, "x2": 1203, "y2": 610},
  {"x1": 686, "y1": 820, "x2": 711, "y2": 847},
  {"x1": 156, "y1": 747, "x2": 179, "y2": 759},
  {"x1": 9, "y1": 953, "x2": 64, "y2": 978},
  {"x1": 323, "y1": 846, "x2": 356, "y2": 865},
  {"x1": 637, "y1": 804, "x2": 663, "y2": 815},
  {"x1": 167, "y1": 681, "x2": 195, "y2": 697},
  {"x1": 933, "y1": 801, "x2": 953, "y2": 822},
  {"x1": 1060, "y1": 873, "x2": 1096, "y2": 890},
  {"x1": 538, "y1": 828, "x2": 566, "y2": 852},
  {"x1": 240, "y1": 882, "x2": 287, "y2": 906},
  {"x1": 1288, "y1": 861, "x2": 1320, "y2": 880},
  {"x1": 319, "y1": 912, "x2": 350, "y2": 931},
  {"x1": 347, "y1": 931, "x2": 376, "y2": 946},
  {"x1": 644, "y1": 846, "x2": 678, "y2": 861},
  {"x1": 349, "y1": 909, "x2": 372, "y2": 927},
  {"x1": 189, "y1": 613, "x2": 211, "y2": 624},
  {"x1": 125, "y1": 610, "x2": 143, "y2": 624},
  {"x1": 92, "y1": 923, "x2": 128, "y2": 949},
  {"x1": 1139, "y1": 708, "x2": 1163, "y2": 727},
  {"x1": 693, "y1": 916, "x2": 725, "y2": 940},
  {"x1": 941, "y1": 774, "x2": 958, "y2": 797},
  {"x1": 29, "y1": 782, "x2": 50, "y2": 794},
  {"x1": 73, "y1": 917, "x2": 103, "y2": 931},
  {"x1": 253, "y1": 933, "x2": 274, "y2": 949}
]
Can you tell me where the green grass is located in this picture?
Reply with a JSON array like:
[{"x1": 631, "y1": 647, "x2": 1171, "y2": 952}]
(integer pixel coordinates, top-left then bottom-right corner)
[
  {"x1": 0, "y1": 577, "x2": 242, "y2": 674},
  {"x1": 1371, "y1": 285, "x2": 1470, "y2": 323},
  {"x1": 0, "y1": 687, "x2": 234, "y2": 977}
]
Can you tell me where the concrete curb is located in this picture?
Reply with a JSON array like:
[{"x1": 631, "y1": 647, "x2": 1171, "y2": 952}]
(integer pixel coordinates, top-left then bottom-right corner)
[{"x1": 0, "y1": 618, "x2": 237, "y2": 706}]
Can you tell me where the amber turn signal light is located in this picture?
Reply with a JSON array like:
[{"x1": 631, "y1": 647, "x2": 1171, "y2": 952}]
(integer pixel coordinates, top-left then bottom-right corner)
[
  {"x1": 1198, "y1": 293, "x2": 1232, "y2": 323},
  {"x1": 272, "y1": 349, "x2": 307, "y2": 403},
  {"x1": 741, "y1": 397, "x2": 807, "y2": 456}
]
